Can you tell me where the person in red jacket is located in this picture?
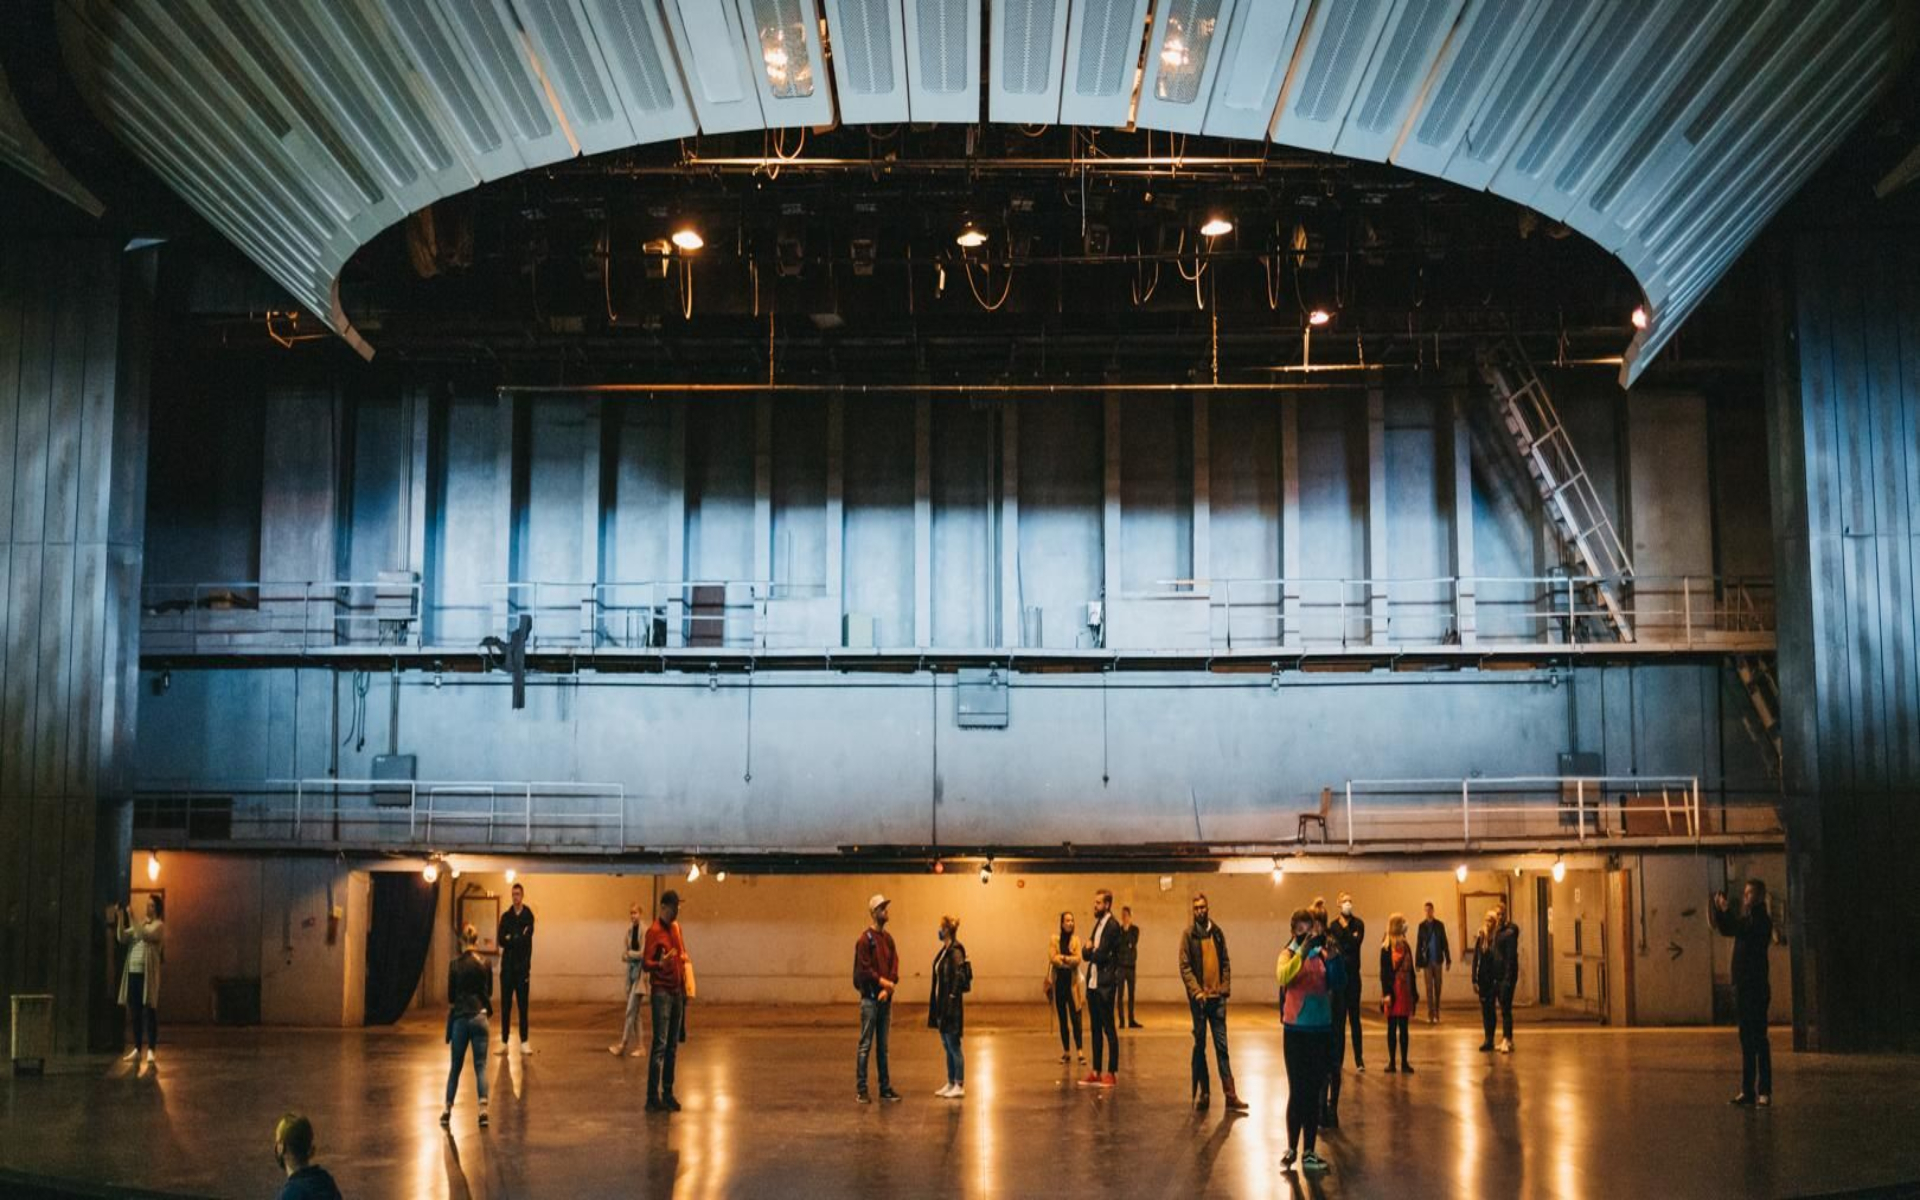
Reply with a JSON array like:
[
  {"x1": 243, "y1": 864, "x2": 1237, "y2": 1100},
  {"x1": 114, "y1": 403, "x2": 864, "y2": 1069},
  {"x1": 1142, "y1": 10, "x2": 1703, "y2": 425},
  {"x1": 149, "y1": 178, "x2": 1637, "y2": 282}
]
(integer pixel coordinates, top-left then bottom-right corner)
[
  {"x1": 1378, "y1": 913, "x2": 1419, "y2": 1072},
  {"x1": 641, "y1": 891, "x2": 690, "y2": 1113},
  {"x1": 853, "y1": 894, "x2": 901, "y2": 1104}
]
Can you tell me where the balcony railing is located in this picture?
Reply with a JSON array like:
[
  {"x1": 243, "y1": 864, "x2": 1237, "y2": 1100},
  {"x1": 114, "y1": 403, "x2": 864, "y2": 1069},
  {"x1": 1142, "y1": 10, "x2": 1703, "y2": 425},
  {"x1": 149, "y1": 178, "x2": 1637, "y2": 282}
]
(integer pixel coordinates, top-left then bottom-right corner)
[
  {"x1": 141, "y1": 579, "x2": 422, "y2": 653},
  {"x1": 133, "y1": 778, "x2": 626, "y2": 851},
  {"x1": 1321, "y1": 775, "x2": 1783, "y2": 848}
]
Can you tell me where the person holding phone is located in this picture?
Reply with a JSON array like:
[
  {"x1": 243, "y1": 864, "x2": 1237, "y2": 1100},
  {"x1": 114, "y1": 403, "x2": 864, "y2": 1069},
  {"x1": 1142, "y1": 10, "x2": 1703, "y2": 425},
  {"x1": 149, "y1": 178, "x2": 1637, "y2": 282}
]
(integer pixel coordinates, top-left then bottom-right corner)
[
  {"x1": 113, "y1": 895, "x2": 165, "y2": 1069},
  {"x1": 643, "y1": 891, "x2": 690, "y2": 1113},
  {"x1": 1277, "y1": 907, "x2": 1342, "y2": 1175},
  {"x1": 1712, "y1": 879, "x2": 1774, "y2": 1106}
]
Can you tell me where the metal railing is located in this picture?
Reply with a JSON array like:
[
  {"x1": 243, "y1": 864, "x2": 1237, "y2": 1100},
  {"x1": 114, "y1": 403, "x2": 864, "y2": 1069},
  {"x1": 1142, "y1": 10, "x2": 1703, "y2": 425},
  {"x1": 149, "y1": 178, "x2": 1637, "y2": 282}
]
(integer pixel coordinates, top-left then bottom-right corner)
[
  {"x1": 1323, "y1": 775, "x2": 1787, "y2": 848},
  {"x1": 486, "y1": 579, "x2": 832, "y2": 651},
  {"x1": 133, "y1": 778, "x2": 626, "y2": 850},
  {"x1": 1204, "y1": 574, "x2": 1773, "y2": 651},
  {"x1": 142, "y1": 579, "x2": 421, "y2": 652}
]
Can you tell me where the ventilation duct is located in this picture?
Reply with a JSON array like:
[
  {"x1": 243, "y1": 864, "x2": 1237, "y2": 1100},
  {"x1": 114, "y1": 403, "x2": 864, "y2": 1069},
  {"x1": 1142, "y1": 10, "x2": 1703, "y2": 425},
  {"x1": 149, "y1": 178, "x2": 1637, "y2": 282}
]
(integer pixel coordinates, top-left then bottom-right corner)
[
  {"x1": 1058, "y1": 0, "x2": 1149, "y2": 128},
  {"x1": 904, "y1": 0, "x2": 981, "y2": 121},
  {"x1": 1134, "y1": 0, "x2": 1234, "y2": 134},
  {"x1": 822, "y1": 0, "x2": 910, "y2": 123},
  {"x1": 989, "y1": 0, "x2": 1070, "y2": 124},
  {"x1": 1202, "y1": 0, "x2": 1310, "y2": 140}
]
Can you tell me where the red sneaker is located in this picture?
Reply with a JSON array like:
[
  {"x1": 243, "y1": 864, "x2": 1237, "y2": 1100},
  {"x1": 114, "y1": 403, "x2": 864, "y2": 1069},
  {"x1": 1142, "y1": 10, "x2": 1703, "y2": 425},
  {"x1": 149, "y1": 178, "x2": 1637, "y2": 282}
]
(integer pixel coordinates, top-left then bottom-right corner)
[
  {"x1": 1076, "y1": 1072, "x2": 1102, "y2": 1087},
  {"x1": 1099, "y1": 1073, "x2": 1117, "y2": 1088}
]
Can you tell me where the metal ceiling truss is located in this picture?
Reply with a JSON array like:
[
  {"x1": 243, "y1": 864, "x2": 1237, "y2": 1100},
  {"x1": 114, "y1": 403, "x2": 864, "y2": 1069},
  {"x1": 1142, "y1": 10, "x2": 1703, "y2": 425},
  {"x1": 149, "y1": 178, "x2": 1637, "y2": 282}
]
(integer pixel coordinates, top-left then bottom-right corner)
[{"x1": 50, "y1": 0, "x2": 1909, "y2": 383}]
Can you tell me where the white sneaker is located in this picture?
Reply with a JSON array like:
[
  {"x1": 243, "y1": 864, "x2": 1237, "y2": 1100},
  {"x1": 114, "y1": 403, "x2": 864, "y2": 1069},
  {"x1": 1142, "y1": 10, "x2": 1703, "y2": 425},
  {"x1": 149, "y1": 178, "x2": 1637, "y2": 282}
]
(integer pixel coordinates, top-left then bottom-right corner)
[
  {"x1": 121, "y1": 1049, "x2": 140, "y2": 1062},
  {"x1": 947, "y1": 1085, "x2": 965, "y2": 1099},
  {"x1": 496, "y1": 1043, "x2": 509, "y2": 1056},
  {"x1": 609, "y1": 1044, "x2": 626, "y2": 1056},
  {"x1": 143, "y1": 1050, "x2": 156, "y2": 1067},
  {"x1": 934, "y1": 1084, "x2": 954, "y2": 1098},
  {"x1": 1498, "y1": 1038, "x2": 1512, "y2": 1054},
  {"x1": 519, "y1": 1041, "x2": 532, "y2": 1055},
  {"x1": 628, "y1": 1048, "x2": 645, "y2": 1058}
]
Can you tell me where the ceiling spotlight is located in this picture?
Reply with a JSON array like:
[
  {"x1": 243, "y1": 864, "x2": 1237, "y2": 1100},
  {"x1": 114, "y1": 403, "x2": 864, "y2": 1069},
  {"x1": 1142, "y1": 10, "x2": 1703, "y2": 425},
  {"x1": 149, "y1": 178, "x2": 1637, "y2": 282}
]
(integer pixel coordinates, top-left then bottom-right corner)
[
  {"x1": 687, "y1": 862, "x2": 702, "y2": 883},
  {"x1": 955, "y1": 220, "x2": 988, "y2": 250},
  {"x1": 1551, "y1": 857, "x2": 1567, "y2": 884},
  {"x1": 670, "y1": 226, "x2": 704, "y2": 252},
  {"x1": 715, "y1": 870, "x2": 728, "y2": 883},
  {"x1": 1271, "y1": 858, "x2": 1285, "y2": 885},
  {"x1": 1630, "y1": 304, "x2": 1649, "y2": 330},
  {"x1": 932, "y1": 860, "x2": 946, "y2": 875},
  {"x1": 1200, "y1": 215, "x2": 1234, "y2": 239},
  {"x1": 1455, "y1": 864, "x2": 1469, "y2": 883},
  {"x1": 422, "y1": 861, "x2": 440, "y2": 884},
  {"x1": 505, "y1": 869, "x2": 517, "y2": 886},
  {"x1": 145, "y1": 851, "x2": 161, "y2": 883},
  {"x1": 1307, "y1": 308, "x2": 1333, "y2": 327}
]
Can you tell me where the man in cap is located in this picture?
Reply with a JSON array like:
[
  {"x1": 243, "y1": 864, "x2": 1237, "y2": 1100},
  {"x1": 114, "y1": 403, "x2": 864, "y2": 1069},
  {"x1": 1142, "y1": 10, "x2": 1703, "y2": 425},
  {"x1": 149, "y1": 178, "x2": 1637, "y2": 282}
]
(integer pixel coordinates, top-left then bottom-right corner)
[{"x1": 853, "y1": 893, "x2": 901, "y2": 1103}]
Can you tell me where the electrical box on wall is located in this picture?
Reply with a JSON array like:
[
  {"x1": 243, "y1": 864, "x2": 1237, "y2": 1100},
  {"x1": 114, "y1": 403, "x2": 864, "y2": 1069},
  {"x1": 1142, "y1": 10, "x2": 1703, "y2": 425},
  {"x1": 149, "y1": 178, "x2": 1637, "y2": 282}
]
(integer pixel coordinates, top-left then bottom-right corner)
[
  {"x1": 371, "y1": 754, "x2": 416, "y2": 808},
  {"x1": 955, "y1": 668, "x2": 1009, "y2": 729}
]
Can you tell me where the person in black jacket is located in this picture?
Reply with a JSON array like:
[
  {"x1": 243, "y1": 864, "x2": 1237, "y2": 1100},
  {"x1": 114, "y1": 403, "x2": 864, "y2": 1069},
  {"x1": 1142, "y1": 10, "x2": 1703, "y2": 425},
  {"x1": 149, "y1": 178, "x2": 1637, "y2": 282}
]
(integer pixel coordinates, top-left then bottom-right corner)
[
  {"x1": 1712, "y1": 878, "x2": 1774, "y2": 1105},
  {"x1": 495, "y1": 882, "x2": 535, "y2": 1054},
  {"x1": 1078, "y1": 888, "x2": 1124, "y2": 1087},
  {"x1": 927, "y1": 914, "x2": 972, "y2": 1099},
  {"x1": 1177, "y1": 894, "x2": 1246, "y2": 1112},
  {"x1": 273, "y1": 1113, "x2": 341, "y2": 1200},
  {"x1": 443, "y1": 924, "x2": 494, "y2": 1127},
  {"x1": 1415, "y1": 901, "x2": 1451, "y2": 1025},
  {"x1": 1328, "y1": 893, "x2": 1366, "y2": 1071},
  {"x1": 1118, "y1": 906, "x2": 1143, "y2": 1029}
]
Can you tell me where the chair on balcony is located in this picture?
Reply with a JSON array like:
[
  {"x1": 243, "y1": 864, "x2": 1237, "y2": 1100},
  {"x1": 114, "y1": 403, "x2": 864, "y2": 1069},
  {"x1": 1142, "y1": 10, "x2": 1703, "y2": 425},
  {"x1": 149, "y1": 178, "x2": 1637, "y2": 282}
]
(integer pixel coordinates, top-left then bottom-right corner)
[{"x1": 1298, "y1": 787, "x2": 1333, "y2": 844}]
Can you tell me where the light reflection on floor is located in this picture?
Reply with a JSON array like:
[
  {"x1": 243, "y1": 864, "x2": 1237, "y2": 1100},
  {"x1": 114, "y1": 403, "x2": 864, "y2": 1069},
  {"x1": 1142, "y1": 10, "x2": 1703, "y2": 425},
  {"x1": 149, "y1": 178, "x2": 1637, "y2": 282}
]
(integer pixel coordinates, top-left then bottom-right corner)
[{"x1": 5, "y1": 1006, "x2": 1920, "y2": 1199}]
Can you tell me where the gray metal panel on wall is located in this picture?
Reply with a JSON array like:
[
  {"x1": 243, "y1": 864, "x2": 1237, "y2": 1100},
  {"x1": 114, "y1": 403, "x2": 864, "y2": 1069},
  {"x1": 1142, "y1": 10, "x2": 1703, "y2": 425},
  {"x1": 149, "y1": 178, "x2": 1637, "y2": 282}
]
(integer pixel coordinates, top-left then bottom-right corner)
[
  {"x1": 987, "y1": 0, "x2": 1069, "y2": 125},
  {"x1": 1056, "y1": 0, "x2": 1149, "y2": 129},
  {"x1": 1329, "y1": 0, "x2": 1467, "y2": 163},
  {"x1": 902, "y1": 0, "x2": 982, "y2": 123},
  {"x1": 820, "y1": 0, "x2": 911, "y2": 124},
  {"x1": 1200, "y1": 0, "x2": 1308, "y2": 141}
]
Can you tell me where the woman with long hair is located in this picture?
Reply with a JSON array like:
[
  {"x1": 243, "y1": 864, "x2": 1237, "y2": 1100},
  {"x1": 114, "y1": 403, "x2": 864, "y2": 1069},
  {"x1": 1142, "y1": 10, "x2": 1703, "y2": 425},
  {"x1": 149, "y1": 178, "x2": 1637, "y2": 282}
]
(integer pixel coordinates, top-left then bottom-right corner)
[
  {"x1": 115, "y1": 894, "x2": 165, "y2": 1068},
  {"x1": 928, "y1": 915, "x2": 972, "y2": 1098},
  {"x1": 1379, "y1": 913, "x2": 1418, "y2": 1072},
  {"x1": 443, "y1": 924, "x2": 493, "y2": 1128},
  {"x1": 1047, "y1": 911, "x2": 1086, "y2": 1066},
  {"x1": 1277, "y1": 907, "x2": 1342, "y2": 1175}
]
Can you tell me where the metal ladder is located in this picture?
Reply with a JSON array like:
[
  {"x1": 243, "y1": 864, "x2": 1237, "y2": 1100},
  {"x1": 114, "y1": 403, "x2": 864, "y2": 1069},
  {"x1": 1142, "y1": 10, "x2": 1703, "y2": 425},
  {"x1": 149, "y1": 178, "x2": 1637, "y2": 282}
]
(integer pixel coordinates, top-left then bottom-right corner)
[
  {"x1": 1731, "y1": 653, "x2": 1784, "y2": 781},
  {"x1": 1476, "y1": 337, "x2": 1636, "y2": 642}
]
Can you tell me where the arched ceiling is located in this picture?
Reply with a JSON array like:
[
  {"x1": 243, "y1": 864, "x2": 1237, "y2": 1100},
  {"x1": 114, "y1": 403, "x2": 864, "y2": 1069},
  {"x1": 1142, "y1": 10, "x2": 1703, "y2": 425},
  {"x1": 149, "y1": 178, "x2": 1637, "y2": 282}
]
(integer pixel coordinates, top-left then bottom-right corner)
[{"x1": 52, "y1": 0, "x2": 1909, "y2": 383}]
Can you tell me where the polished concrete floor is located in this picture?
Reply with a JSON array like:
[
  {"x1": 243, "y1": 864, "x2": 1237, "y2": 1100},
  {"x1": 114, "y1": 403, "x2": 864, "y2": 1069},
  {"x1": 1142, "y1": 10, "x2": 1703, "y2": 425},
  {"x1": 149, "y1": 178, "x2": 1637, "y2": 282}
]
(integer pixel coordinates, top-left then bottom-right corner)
[{"x1": 4, "y1": 1003, "x2": 1919, "y2": 1199}]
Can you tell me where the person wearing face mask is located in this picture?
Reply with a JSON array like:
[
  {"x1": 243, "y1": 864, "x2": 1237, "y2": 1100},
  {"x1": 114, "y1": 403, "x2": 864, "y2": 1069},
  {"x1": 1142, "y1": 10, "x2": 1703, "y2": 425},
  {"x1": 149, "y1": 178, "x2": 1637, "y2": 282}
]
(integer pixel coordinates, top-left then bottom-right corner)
[
  {"x1": 610, "y1": 901, "x2": 648, "y2": 1057},
  {"x1": 927, "y1": 914, "x2": 972, "y2": 1099},
  {"x1": 1277, "y1": 908, "x2": 1342, "y2": 1176},
  {"x1": 272, "y1": 1113, "x2": 341, "y2": 1200},
  {"x1": 1310, "y1": 900, "x2": 1347, "y2": 1128},
  {"x1": 1177, "y1": 893, "x2": 1246, "y2": 1113},
  {"x1": 853, "y1": 894, "x2": 901, "y2": 1103},
  {"x1": 1329, "y1": 893, "x2": 1367, "y2": 1072}
]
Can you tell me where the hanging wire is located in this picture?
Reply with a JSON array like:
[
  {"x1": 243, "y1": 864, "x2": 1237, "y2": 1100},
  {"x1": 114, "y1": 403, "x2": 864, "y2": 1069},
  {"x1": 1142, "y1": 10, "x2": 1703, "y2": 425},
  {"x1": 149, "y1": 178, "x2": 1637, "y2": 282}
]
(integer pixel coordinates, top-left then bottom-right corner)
[
  {"x1": 677, "y1": 256, "x2": 695, "y2": 319},
  {"x1": 963, "y1": 256, "x2": 1015, "y2": 311},
  {"x1": 1129, "y1": 232, "x2": 1162, "y2": 306}
]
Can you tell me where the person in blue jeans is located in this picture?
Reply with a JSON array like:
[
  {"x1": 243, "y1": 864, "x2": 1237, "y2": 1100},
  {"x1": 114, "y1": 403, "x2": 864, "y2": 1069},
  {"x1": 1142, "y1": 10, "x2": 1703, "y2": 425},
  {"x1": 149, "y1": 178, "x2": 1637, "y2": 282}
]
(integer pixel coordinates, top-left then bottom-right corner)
[
  {"x1": 442, "y1": 924, "x2": 493, "y2": 1128},
  {"x1": 927, "y1": 914, "x2": 972, "y2": 1099},
  {"x1": 853, "y1": 894, "x2": 901, "y2": 1103}
]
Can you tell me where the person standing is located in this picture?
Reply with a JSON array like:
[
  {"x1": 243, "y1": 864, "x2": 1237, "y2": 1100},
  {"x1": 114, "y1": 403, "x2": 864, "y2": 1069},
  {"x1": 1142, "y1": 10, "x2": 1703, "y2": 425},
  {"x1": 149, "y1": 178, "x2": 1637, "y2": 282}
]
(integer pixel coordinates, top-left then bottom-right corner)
[
  {"x1": 927, "y1": 914, "x2": 972, "y2": 1099},
  {"x1": 1329, "y1": 892, "x2": 1366, "y2": 1071},
  {"x1": 1277, "y1": 907, "x2": 1341, "y2": 1176},
  {"x1": 610, "y1": 902, "x2": 648, "y2": 1057},
  {"x1": 1118, "y1": 906, "x2": 1143, "y2": 1029},
  {"x1": 853, "y1": 894, "x2": 901, "y2": 1104},
  {"x1": 1472, "y1": 909, "x2": 1504, "y2": 1052},
  {"x1": 1379, "y1": 914, "x2": 1418, "y2": 1072},
  {"x1": 1491, "y1": 901, "x2": 1520, "y2": 1052},
  {"x1": 495, "y1": 882, "x2": 535, "y2": 1055},
  {"x1": 114, "y1": 895, "x2": 165, "y2": 1068},
  {"x1": 442, "y1": 924, "x2": 492, "y2": 1128},
  {"x1": 1078, "y1": 888, "x2": 1123, "y2": 1088},
  {"x1": 272, "y1": 1113, "x2": 342, "y2": 1200},
  {"x1": 1177, "y1": 893, "x2": 1246, "y2": 1113},
  {"x1": 643, "y1": 890, "x2": 689, "y2": 1112},
  {"x1": 1712, "y1": 879, "x2": 1774, "y2": 1106},
  {"x1": 1048, "y1": 912, "x2": 1087, "y2": 1065},
  {"x1": 1415, "y1": 901, "x2": 1451, "y2": 1024}
]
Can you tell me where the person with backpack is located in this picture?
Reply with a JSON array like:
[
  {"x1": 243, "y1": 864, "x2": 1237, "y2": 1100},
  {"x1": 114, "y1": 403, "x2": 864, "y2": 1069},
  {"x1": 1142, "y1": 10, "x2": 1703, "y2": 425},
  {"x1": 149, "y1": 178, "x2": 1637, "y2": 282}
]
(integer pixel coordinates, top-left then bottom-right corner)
[
  {"x1": 1277, "y1": 907, "x2": 1343, "y2": 1175},
  {"x1": 853, "y1": 894, "x2": 901, "y2": 1104},
  {"x1": 927, "y1": 914, "x2": 972, "y2": 1099}
]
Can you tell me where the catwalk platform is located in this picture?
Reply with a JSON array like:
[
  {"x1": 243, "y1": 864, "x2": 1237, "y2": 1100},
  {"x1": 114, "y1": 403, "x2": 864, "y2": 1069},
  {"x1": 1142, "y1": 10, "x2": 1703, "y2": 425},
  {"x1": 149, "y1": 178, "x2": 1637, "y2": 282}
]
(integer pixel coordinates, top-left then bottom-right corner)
[{"x1": 4, "y1": 1004, "x2": 1918, "y2": 1198}]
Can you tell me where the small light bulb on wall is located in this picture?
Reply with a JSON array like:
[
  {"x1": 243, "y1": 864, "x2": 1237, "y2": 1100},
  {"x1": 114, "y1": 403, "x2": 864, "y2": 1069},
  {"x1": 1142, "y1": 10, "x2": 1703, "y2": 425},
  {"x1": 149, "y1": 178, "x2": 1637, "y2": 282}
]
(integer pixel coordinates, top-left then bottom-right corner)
[
  {"x1": 1271, "y1": 867, "x2": 1285, "y2": 885},
  {"x1": 715, "y1": 870, "x2": 727, "y2": 883},
  {"x1": 1455, "y1": 864, "x2": 1469, "y2": 883},
  {"x1": 1307, "y1": 308, "x2": 1332, "y2": 327},
  {"x1": 1631, "y1": 305, "x2": 1649, "y2": 330},
  {"x1": 422, "y1": 862, "x2": 439, "y2": 884},
  {"x1": 505, "y1": 869, "x2": 517, "y2": 886},
  {"x1": 1551, "y1": 858, "x2": 1566, "y2": 884},
  {"x1": 146, "y1": 852, "x2": 161, "y2": 883},
  {"x1": 687, "y1": 862, "x2": 702, "y2": 883}
]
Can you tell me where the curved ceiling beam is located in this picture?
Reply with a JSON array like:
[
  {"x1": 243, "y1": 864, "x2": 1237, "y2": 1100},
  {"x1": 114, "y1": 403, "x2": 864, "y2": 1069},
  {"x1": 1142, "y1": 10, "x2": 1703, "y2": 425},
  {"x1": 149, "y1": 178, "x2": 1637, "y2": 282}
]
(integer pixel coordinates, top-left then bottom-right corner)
[{"x1": 55, "y1": 0, "x2": 1907, "y2": 384}]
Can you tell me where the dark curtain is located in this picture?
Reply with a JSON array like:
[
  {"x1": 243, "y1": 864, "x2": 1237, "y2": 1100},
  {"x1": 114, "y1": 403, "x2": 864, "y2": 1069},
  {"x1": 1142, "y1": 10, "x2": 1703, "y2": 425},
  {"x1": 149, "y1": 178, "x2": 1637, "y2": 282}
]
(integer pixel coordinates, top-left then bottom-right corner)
[{"x1": 365, "y1": 873, "x2": 440, "y2": 1026}]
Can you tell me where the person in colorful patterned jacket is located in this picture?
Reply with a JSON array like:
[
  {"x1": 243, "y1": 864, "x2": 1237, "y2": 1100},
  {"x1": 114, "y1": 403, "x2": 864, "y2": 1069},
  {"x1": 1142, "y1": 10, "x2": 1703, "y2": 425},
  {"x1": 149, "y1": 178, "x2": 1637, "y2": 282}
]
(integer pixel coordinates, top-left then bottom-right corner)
[{"x1": 1277, "y1": 907, "x2": 1345, "y2": 1176}]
